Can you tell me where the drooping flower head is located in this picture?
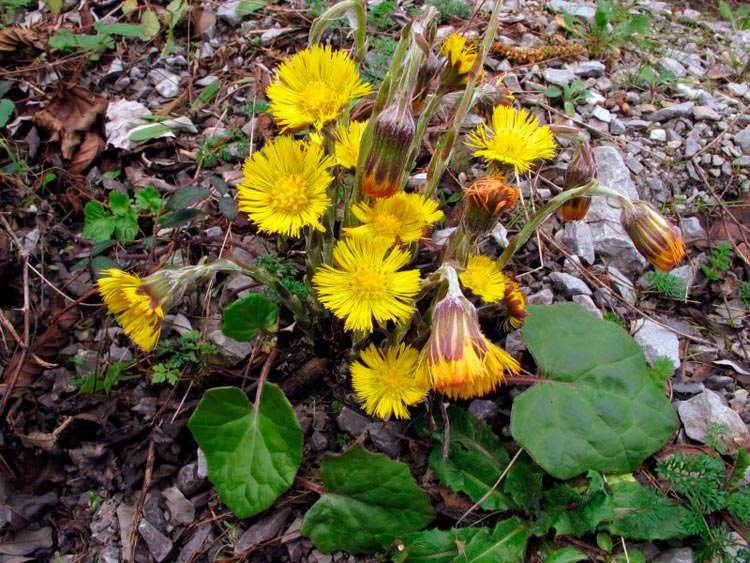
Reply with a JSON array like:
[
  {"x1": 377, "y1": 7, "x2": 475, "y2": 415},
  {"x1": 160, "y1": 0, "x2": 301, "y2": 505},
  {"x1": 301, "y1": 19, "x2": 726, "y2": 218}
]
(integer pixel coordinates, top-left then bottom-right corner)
[
  {"x1": 334, "y1": 120, "x2": 367, "y2": 170},
  {"x1": 463, "y1": 175, "x2": 520, "y2": 234},
  {"x1": 98, "y1": 269, "x2": 167, "y2": 352},
  {"x1": 440, "y1": 33, "x2": 478, "y2": 90},
  {"x1": 345, "y1": 192, "x2": 443, "y2": 246},
  {"x1": 266, "y1": 44, "x2": 372, "y2": 131},
  {"x1": 466, "y1": 105, "x2": 557, "y2": 174},
  {"x1": 621, "y1": 200, "x2": 686, "y2": 271},
  {"x1": 558, "y1": 141, "x2": 595, "y2": 222},
  {"x1": 361, "y1": 102, "x2": 415, "y2": 199},
  {"x1": 313, "y1": 237, "x2": 421, "y2": 333},
  {"x1": 351, "y1": 343, "x2": 427, "y2": 420},
  {"x1": 459, "y1": 255, "x2": 507, "y2": 303},
  {"x1": 502, "y1": 277, "x2": 527, "y2": 329},
  {"x1": 237, "y1": 136, "x2": 334, "y2": 237},
  {"x1": 417, "y1": 267, "x2": 519, "y2": 399}
]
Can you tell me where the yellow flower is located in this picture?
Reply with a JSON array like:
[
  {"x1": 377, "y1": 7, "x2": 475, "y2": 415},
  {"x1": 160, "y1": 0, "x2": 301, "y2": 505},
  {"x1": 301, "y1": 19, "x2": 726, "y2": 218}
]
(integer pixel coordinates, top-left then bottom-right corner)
[
  {"x1": 621, "y1": 200, "x2": 686, "y2": 271},
  {"x1": 313, "y1": 237, "x2": 421, "y2": 333},
  {"x1": 266, "y1": 44, "x2": 372, "y2": 131},
  {"x1": 237, "y1": 136, "x2": 334, "y2": 237},
  {"x1": 460, "y1": 255, "x2": 507, "y2": 303},
  {"x1": 441, "y1": 32, "x2": 477, "y2": 88},
  {"x1": 417, "y1": 267, "x2": 519, "y2": 399},
  {"x1": 503, "y1": 277, "x2": 527, "y2": 329},
  {"x1": 97, "y1": 269, "x2": 165, "y2": 352},
  {"x1": 466, "y1": 105, "x2": 557, "y2": 173},
  {"x1": 344, "y1": 192, "x2": 443, "y2": 246},
  {"x1": 351, "y1": 344, "x2": 427, "y2": 420},
  {"x1": 334, "y1": 120, "x2": 367, "y2": 169}
]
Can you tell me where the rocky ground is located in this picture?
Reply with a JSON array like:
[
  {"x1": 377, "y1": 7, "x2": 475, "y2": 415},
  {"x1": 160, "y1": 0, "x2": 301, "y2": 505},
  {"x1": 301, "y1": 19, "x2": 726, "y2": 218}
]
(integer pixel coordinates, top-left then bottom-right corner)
[{"x1": 0, "y1": 0, "x2": 749, "y2": 561}]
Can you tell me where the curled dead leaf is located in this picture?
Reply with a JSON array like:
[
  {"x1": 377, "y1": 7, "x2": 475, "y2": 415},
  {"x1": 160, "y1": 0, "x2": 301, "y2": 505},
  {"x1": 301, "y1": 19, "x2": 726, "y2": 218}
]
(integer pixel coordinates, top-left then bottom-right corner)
[
  {"x1": 0, "y1": 27, "x2": 43, "y2": 53},
  {"x1": 69, "y1": 131, "x2": 104, "y2": 175}
]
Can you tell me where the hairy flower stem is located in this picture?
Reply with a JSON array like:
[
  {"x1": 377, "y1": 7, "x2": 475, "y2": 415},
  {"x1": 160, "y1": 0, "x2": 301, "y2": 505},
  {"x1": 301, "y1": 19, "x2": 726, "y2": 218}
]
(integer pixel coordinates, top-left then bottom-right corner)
[
  {"x1": 423, "y1": 0, "x2": 505, "y2": 198},
  {"x1": 308, "y1": 0, "x2": 367, "y2": 63},
  {"x1": 496, "y1": 183, "x2": 628, "y2": 269}
]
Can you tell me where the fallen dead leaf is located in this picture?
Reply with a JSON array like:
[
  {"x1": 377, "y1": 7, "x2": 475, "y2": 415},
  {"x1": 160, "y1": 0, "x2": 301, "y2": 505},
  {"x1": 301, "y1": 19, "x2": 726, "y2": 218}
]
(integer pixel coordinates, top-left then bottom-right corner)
[
  {"x1": 0, "y1": 27, "x2": 43, "y2": 53},
  {"x1": 69, "y1": 131, "x2": 105, "y2": 175}
]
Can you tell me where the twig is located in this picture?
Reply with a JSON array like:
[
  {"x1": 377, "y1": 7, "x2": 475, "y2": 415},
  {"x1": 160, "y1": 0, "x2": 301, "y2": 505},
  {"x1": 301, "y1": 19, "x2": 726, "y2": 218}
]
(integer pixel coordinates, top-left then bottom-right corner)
[
  {"x1": 621, "y1": 537, "x2": 630, "y2": 563},
  {"x1": 129, "y1": 439, "x2": 155, "y2": 563},
  {"x1": 439, "y1": 400, "x2": 451, "y2": 461},
  {"x1": 457, "y1": 448, "x2": 523, "y2": 525}
]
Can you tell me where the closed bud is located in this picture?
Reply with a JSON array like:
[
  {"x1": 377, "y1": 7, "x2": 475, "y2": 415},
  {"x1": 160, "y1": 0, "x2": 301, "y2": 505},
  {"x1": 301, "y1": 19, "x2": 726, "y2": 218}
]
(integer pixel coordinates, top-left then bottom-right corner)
[
  {"x1": 412, "y1": 52, "x2": 441, "y2": 112},
  {"x1": 621, "y1": 200, "x2": 686, "y2": 271},
  {"x1": 463, "y1": 175, "x2": 520, "y2": 234},
  {"x1": 361, "y1": 102, "x2": 415, "y2": 198},
  {"x1": 558, "y1": 142, "x2": 595, "y2": 221}
]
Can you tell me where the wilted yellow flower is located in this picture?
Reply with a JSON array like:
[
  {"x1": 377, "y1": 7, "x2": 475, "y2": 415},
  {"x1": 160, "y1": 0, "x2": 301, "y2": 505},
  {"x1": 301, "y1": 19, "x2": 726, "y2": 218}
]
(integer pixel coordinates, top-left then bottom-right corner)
[
  {"x1": 621, "y1": 200, "x2": 686, "y2": 271},
  {"x1": 237, "y1": 136, "x2": 334, "y2": 237},
  {"x1": 460, "y1": 255, "x2": 507, "y2": 303},
  {"x1": 463, "y1": 175, "x2": 520, "y2": 233},
  {"x1": 466, "y1": 105, "x2": 557, "y2": 174},
  {"x1": 351, "y1": 343, "x2": 427, "y2": 420},
  {"x1": 313, "y1": 237, "x2": 421, "y2": 333},
  {"x1": 441, "y1": 33, "x2": 477, "y2": 89},
  {"x1": 417, "y1": 267, "x2": 519, "y2": 399},
  {"x1": 503, "y1": 278, "x2": 527, "y2": 329},
  {"x1": 334, "y1": 120, "x2": 367, "y2": 169},
  {"x1": 98, "y1": 269, "x2": 165, "y2": 352},
  {"x1": 345, "y1": 192, "x2": 443, "y2": 246},
  {"x1": 266, "y1": 44, "x2": 372, "y2": 131}
]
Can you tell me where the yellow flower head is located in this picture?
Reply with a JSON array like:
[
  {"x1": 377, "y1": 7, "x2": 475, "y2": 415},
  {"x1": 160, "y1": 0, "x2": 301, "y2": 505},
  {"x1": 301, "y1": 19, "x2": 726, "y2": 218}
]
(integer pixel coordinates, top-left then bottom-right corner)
[
  {"x1": 313, "y1": 237, "x2": 421, "y2": 333},
  {"x1": 417, "y1": 267, "x2": 519, "y2": 399},
  {"x1": 344, "y1": 192, "x2": 443, "y2": 246},
  {"x1": 621, "y1": 200, "x2": 686, "y2": 272},
  {"x1": 460, "y1": 255, "x2": 507, "y2": 303},
  {"x1": 237, "y1": 135, "x2": 334, "y2": 237},
  {"x1": 466, "y1": 105, "x2": 557, "y2": 174},
  {"x1": 351, "y1": 343, "x2": 427, "y2": 420},
  {"x1": 98, "y1": 269, "x2": 165, "y2": 352},
  {"x1": 441, "y1": 33, "x2": 478, "y2": 88},
  {"x1": 334, "y1": 120, "x2": 367, "y2": 169},
  {"x1": 266, "y1": 44, "x2": 372, "y2": 131},
  {"x1": 503, "y1": 277, "x2": 527, "y2": 329}
]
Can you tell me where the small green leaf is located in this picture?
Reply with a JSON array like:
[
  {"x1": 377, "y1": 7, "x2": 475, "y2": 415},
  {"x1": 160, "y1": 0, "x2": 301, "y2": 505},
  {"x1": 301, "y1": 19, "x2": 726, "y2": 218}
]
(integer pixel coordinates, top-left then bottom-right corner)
[
  {"x1": 564, "y1": 100, "x2": 575, "y2": 116},
  {"x1": 545, "y1": 547, "x2": 588, "y2": 563},
  {"x1": 44, "y1": 0, "x2": 62, "y2": 14},
  {"x1": 719, "y1": 0, "x2": 734, "y2": 22},
  {"x1": 108, "y1": 191, "x2": 132, "y2": 216},
  {"x1": 429, "y1": 407, "x2": 512, "y2": 511},
  {"x1": 167, "y1": 186, "x2": 210, "y2": 210},
  {"x1": 395, "y1": 528, "x2": 481, "y2": 563},
  {"x1": 544, "y1": 85, "x2": 562, "y2": 98},
  {"x1": 511, "y1": 304, "x2": 678, "y2": 480},
  {"x1": 222, "y1": 294, "x2": 278, "y2": 341},
  {"x1": 113, "y1": 207, "x2": 139, "y2": 242},
  {"x1": 159, "y1": 208, "x2": 203, "y2": 228},
  {"x1": 129, "y1": 123, "x2": 173, "y2": 142},
  {"x1": 459, "y1": 517, "x2": 529, "y2": 562},
  {"x1": 135, "y1": 186, "x2": 163, "y2": 213},
  {"x1": 302, "y1": 447, "x2": 433, "y2": 553},
  {"x1": 188, "y1": 384, "x2": 302, "y2": 518},
  {"x1": 192, "y1": 80, "x2": 221, "y2": 109},
  {"x1": 218, "y1": 197, "x2": 238, "y2": 220},
  {"x1": 140, "y1": 9, "x2": 161, "y2": 40},
  {"x1": 82, "y1": 201, "x2": 115, "y2": 242},
  {"x1": 94, "y1": 21, "x2": 146, "y2": 38},
  {"x1": 237, "y1": 0, "x2": 265, "y2": 16},
  {"x1": 0, "y1": 99, "x2": 14, "y2": 128}
]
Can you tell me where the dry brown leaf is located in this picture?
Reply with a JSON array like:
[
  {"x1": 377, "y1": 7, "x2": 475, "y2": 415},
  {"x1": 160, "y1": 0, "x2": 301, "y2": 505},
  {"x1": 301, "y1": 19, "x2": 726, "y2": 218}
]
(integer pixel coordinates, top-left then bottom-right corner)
[
  {"x1": 33, "y1": 86, "x2": 107, "y2": 159},
  {"x1": 192, "y1": 7, "x2": 216, "y2": 36},
  {"x1": 0, "y1": 27, "x2": 42, "y2": 53},
  {"x1": 69, "y1": 131, "x2": 104, "y2": 175}
]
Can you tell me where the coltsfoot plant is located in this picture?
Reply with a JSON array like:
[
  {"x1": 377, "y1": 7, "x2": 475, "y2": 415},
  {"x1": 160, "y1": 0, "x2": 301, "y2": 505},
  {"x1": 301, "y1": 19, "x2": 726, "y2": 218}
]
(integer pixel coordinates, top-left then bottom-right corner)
[{"x1": 95, "y1": 0, "x2": 692, "y2": 558}]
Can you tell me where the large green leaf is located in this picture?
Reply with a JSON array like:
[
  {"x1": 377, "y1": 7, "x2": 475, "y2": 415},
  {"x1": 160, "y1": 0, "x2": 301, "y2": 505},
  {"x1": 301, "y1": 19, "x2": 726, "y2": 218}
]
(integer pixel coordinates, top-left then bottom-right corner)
[
  {"x1": 395, "y1": 528, "x2": 481, "y2": 563},
  {"x1": 457, "y1": 517, "x2": 529, "y2": 562},
  {"x1": 429, "y1": 407, "x2": 512, "y2": 511},
  {"x1": 511, "y1": 304, "x2": 678, "y2": 479},
  {"x1": 222, "y1": 293, "x2": 278, "y2": 341},
  {"x1": 188, "y1": 384, "x2": 302, "y2": 518},
  {"x1": 545, "y1": 547, "x2": 588, "y2": 563},
  {"x1": 302, "y1": 447, "x2": 433, "y2": 554}
]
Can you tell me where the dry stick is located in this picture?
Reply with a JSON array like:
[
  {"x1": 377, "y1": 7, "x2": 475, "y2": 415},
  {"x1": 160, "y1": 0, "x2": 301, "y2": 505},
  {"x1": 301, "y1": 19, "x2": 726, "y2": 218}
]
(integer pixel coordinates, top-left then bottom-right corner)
[
  {"x1": 621, "y1": 537, "x2": 630, "y2": 563},
  {"x1": 457, "y1": 448, "x2": 523, "y2": 526},
  {"x1": 129, "y1": 439, "x2": 156, "y2": 563}
]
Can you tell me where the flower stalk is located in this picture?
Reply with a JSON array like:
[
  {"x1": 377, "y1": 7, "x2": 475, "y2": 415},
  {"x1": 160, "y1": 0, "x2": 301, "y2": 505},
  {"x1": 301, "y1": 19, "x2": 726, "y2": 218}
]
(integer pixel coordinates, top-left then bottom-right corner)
[{"x1": 308, "y1": 0, "x2": 367, "y2": 63}]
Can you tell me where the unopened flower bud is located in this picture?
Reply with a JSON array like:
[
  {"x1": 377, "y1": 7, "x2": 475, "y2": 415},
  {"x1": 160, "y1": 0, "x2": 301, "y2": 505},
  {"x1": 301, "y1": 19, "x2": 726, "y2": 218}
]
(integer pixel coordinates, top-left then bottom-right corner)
[
  {"x1": 621, "y1": 200, "x2": 686, "y2": 271},
  {"x1": 361, "y1": 103, "x2": 415, "y2": 199},
  {"x1": 412, "y1": 52, "x2": 441, "y2": 112},
  {"x1": 463, "y1": 175, "x2": 520, "y2": 234},
  {"x1": 558, "y1": 142, "x2": 595, "y2": 221}
]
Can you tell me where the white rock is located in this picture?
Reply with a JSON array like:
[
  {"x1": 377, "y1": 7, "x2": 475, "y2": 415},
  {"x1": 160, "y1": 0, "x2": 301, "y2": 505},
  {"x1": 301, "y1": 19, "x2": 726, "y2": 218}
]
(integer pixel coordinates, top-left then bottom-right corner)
[
  {"x1": 569, "y1": 60, "x2": 605, "y2": 77},
  {"x1": 680, "y1": 216, "x2": 705, "y2": 242},
  {"x1": 105, "y1": 99, "x2": 152, "y2": 150},
  {"x1": 491, "y1": 223, "x2": 509, "y2": 247},
  {"x1": 260, "y1": 28, "x2": 290, "y2": 46},
  {"x1": 692, "y1": 105, "x2": 720, "y2": 121},
  {"x1": 633, "y1": 319, "x2": 680, "y2": 371},
  {"x1": 573, "y1": 294, "x2": 602, "y2": 317},
  {"x1": 727, "y1": 82, "x2": 749, "y2": 97},
  {"x1": 547, "y1": 0, "x2": 596, "y2": 22},
  {"x1": 559, "y1": 221, "x2": 595, "y2": 265},
  {"x1": 677, "y1": 389, "x2": 750, "y2": 454},
  {"x1": 207, "y1": 330, "x2": 252, "y2": 362},
  {"x1": 735, "y1": 125, "x2": 750, "y2": 155},
  {"x1": 658, "y1": 56, "x2": 687, "y2": 79},
  {"x1": 591, "y1": 105, "x2": 612, "y2": 123},
  {"x1": 217, "y1": 0, "x2": 241, "y2": 25},
  {"x1": 649, "y1": 128, "x2": 667, "y2": 142},
  {"x1": 549, "y1": 272, "x2": 591, "y2": 296},
  {"x1": 543, "y1": 68, "x2": 576, "y2": 86},
  {"x1": 607, "y1": 265, "x2": 637, "y2": 305}
]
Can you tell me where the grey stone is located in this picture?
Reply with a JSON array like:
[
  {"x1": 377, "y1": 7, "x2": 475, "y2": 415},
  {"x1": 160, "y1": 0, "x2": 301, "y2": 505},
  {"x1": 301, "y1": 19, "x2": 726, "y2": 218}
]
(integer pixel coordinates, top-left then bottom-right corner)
[
  {"x1": 607, "y1": 266, "x2": 637, "y2": 305},
  {"x1": 569, "y1": 60, "x2": 605, "y2": 77},
  {"x1": 609, "y1": 118, "x2": 625, "y2": 135},
  {"x1": 727, "y1": 82, "x2": 749, "y2": 97},
  {"x1": 468, "y1": 399, "x2": 500, "y2": 420},
  {"x1": 572, "y1": 294, "x2": 601, "y2": 318},
  {"x1": 367, "y1": 421, "x2": 402, "y2": 457},
  {"x1": 504, "y1": 330, "x2": 525, "y2": 353},
  {"x1": 670, "y1": 265, "x2": 694, "y2": 294},
  {"x1": 197, "y1": 449, "x2": 208, "y2": 479},
  {"x1": 337, "y1": 407, "x2": 368, "y2": 436},
  {"x1": 649, "y1": 102, "x2": 694, "y2": 122},
  {"x1": 672, "y1": 379, "x2": 705, "y2": 395},
  {"x1": 705, "y1": 374, "x2": 735, "y2": 390},
  {"x1": 138, "y1": 519, "x2": 173, "y2": 562},
  {"x1": 0, "y1": 527, "x2": 53, "y2": 556},
  {"x1": 547, "y1": 0, "x2": 596, "y2": 21},
  {"x1": 559, "y1": 221, "x2": 595, "y2": 265},
  {"x1": 649, "y1": 128, "x2": 667, "y2": 142},
  {"x1": 693, "y1": 105, "x2": 720, "y2": 121},
  {"x1": 217, "y1": 0, "x2": 241, "y2": 25},
  {"x1": 176, "y1": 462, "x2": 205, "y2": 497},
  {"x1": 117, "y1": 503, "x2": 136, "y2": 563},
  {"x1": 310, "y1": 430, "x2": 328, "y2": 451},
  {"x1": 735, "y1": 125, "x2": 750, "y2": 155},
  {"x1": 149, "y1": 69, "x2": 181, "y2": 98},
  {"x1": 109, "y1": 344, "x2": 132, "y2": 363},
  {"x1": 677, "y1": 389, "x2": 750, "y2": 454},
  {"x1": 591, "y1": 105, "x2": 611, "y2": 123},
  {"x1": 654, "y1": 547, "x2": 694, "y2": 563},
  {"x1": 658, "y1": 57, "x2": 687, "y2": 79},
  {"x1": 176, "y1": 524, "x2": 212, "y2": 563},
  {"x1": 633, "y1": 320, "x2": 680, "y2": 371},
  {"x1": 681, "y1": 216, "x2": 705, "y2": 242},
  {"x1": 543, "y1": 67, "x2": 576, "y2": 86},
  {"x1": 684, "y1": 136, "x2": 701, "y2": 158},
  {"x1": 162, "y1": 486, "x2": 195, "y2": 526},
  {"x1": 549, "y1": 272, "x2": 591, "y2": 296},
  {"x1": 100, "y1": 546, "x2": 120, "y2": 563},
  {"x1": 207, "y1": 330, "x2": 252, "y2": 362},
  {"x1": 491, "y1": 223, "x2": 509, "y2": 247},
  {"x1": 260, "y1": 28, "x2": 289, "y2": 45},
  {"x1": 625, "y1": 119, "x2": 650, "y2": 130},
  {"x1": 527, "y1": 288, "x2": 554, "y2": 305},
  {"x1": 235, "y1": 508, "x2": 290, "y2": 553},
  {"x1": 735, "y1": 156, "x2": 750, "y2": 168}
]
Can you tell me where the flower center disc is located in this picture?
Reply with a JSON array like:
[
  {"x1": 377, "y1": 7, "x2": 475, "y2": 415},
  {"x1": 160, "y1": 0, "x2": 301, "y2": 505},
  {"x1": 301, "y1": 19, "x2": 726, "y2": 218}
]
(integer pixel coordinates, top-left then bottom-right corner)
[
  {"x1": 371, "y1": 212, "x2": 401, "y2": 238},
  {"x1": 271, "y1": 174, "x2": 310, "y2": 215},
  {"x1": 300, "y1": 81, "x2": 342, "y2": 124},
  {"x1": 349, "y1": 269, "x2": 386, "y2": 298}
]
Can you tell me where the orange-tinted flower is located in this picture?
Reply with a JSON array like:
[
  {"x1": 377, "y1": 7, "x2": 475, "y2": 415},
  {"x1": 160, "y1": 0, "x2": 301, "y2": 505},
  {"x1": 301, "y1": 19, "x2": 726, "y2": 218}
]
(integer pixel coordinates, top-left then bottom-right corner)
[
  {"x1": 621, "y1": 200, "x2": 686, "y2": 271},
  {"x1": 503, "y1": 277, "x2": 527, "y2": 329},
  {"x1": 463, "y1": 175, "x2": 520, "y2": 234},
  {"x1": 558, "y1": 142, "x2": 595, "y2": 221}
]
